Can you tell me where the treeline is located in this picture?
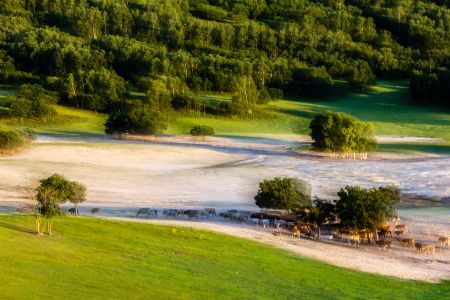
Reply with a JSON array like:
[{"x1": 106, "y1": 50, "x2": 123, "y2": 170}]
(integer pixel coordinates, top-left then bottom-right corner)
[
  {"x1": 409, "y1": 70, "x2": 450, "y2": 108},
  {"x1": 1, "y1": 0, "x2": 449, "y2": 121}
]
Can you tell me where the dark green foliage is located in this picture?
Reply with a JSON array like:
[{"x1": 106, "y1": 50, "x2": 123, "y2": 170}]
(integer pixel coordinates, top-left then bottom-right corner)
[
  {"x1": 7, "y1": 84, "x2": 57, "y2": 120},
  {"x1": 190, "y1": 125, "x2": 215, "y2": 138},
  {"x1": 0, "y1": 129, "x2": 35, "y2": 152},
  {"x1": 409, "y1": 70, "x2": 450, "y2": 108},
  {"x1": 309, "y1": 111, "x2": 377, "y2": 153},
  {"x1": 336, "y1": 185, "x2": 400, "y2": 231},
  {"x1": 1, "y1": 0, "x2": 450, "y2": 124},
  {"x1": 255, "y1": 177, "x2": 312, "y2": 210}
]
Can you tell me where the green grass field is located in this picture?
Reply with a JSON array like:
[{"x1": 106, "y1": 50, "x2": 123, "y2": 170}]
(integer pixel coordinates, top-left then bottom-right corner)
[
  {"x1": 1, "y1": 82, "x2": 449, "y2": 153},
  {"x1": 0, "y1": 215, "x2": 448, "y2": 299}
]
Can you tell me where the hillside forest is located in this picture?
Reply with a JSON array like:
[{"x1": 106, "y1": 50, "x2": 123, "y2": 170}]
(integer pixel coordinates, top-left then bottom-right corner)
[{"x1": 0, "y1": 0, "x2": 449, "y2": 134}]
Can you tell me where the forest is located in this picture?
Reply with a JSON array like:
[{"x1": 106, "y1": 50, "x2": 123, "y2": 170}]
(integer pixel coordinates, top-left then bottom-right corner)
[{"x1": 0, "y1": 0, "x2": 449, "y2": 133}]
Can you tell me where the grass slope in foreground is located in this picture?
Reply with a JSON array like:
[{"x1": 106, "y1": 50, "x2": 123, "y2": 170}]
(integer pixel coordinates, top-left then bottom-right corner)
[{"x1": 0, "y1": 215, "x2": 448, "y2": 299}]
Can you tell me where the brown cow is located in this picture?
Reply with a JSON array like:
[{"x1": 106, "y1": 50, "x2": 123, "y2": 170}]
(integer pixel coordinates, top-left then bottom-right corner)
[
  {"x1": 376, "y1": 240, "x2": 392, "y2": 251},
  {"x1": 402, "y1": 238, "x2": 415, "y2": 248},
  {"x1": 183, "y1": 210, "x2": 200, "y2": 220},
  {"x1": 438, "y1": 236, "x2": 450, "y2": 247}
]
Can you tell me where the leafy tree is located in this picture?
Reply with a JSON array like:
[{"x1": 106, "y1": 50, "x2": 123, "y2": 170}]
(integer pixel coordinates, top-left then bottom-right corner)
[
  {"x1": 347, "y1": 60, "x2": 375, "y2": 90},
  {"x1": 335, "y1": 185, "x2": 400, "y2": 234},
  {"x1": 309, "y1": 111, "x2": 377, "y2": 155},
  {"x1": 231, "y1": 75, "x2": 258, "y2": 115},
  {"x1": 190, "y1": 125, "x2": 215, "y2": 141},
  {"x1": 254, "y1": 177, "x2": 312, "y2": 211},
  {"x1": 35, "y1": 174, "x2": 87, "y2": 234}
]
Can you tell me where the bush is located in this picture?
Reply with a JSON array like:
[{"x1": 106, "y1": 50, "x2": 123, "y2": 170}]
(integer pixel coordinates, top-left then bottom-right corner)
[
  {"x1": 309, "y1": 111, "x2": 377, "y2": 154},
  {"x1": 254, "y1": 177, "x2": 312, "y2": 211},
  {"x1": 190, "y1": 125, "x2": 215, "y2": 140},
  {"x1": 0, "y1": 129, "x2": 35, "y2": 154}
]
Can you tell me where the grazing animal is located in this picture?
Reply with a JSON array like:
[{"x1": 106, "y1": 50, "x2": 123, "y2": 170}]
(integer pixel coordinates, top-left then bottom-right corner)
[
  {"x1": 164, "y1": 209, "x2": 181, "y2": 217},
  {"x1": 402, "y1": 238, "x2": 415, "y2": 248},
  {"x1": 91, "y1": 208, "x2": 100, "y2": 214},
  {"x1": 204, "y1": 208, "x2": 216, "y2": 217},
  {"x1": 376, "y1": 240, "x2": 392, "y2": 251},
  {"x1": 220, "y1": 212, "x2": 232, "y2": 220},
  {"x1": 394, "y1": 230, "x2": 405, "y2": 237},
  {"x1": 183, "y1": 210, "x2": 199, "y2": 220},
  {"x1": 395, "y1": 224, "x2": 408, "y2": 233},
  {"x1": 136, "y1": 208, "x2": 157, "y2": 218},
  {"x1": 438, "y1": 236, "x2": 450, "y2": 247},
  {"x1": 68, "y1": 207, "x2": 77, "y2": 215},
  {"x1": 416, "y1": 243, "x2": 436, "y2": 254},
  {"x1": 378, "y1": 227, "x2": 392, "y2": 239}
]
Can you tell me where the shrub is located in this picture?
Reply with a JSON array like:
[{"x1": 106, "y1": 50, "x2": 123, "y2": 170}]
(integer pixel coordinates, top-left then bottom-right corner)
[
  {"x1": 254, "y1": 177, "x2": 312, "y2": 211},
  {"x1": 190, "y1": 125, "x2": 215, "y2": 141},
  {"x1": 0, "y1": 129, "x2": 35, "y2": 154},
  {"x1": 309, "y1": 111, "x2": 377, "y2": 154}
]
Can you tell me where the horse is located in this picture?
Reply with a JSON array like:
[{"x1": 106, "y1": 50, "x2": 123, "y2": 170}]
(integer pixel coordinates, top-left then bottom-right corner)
[
  {"x1": 183, "y1": 210, "x2": 200, "y2": 220},
  {"x1": 204, "y1": 208, "x2": 216, "y2": 217},
  {"x1": 136, "y1": 208, "x2": 157, "y2": 218},
  {"x1": 68, "y1": 207, "x2": 77, "y2": 215}
]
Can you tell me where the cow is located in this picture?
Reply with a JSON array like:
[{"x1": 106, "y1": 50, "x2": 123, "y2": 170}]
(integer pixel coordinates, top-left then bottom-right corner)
[
  {"x1": 183, "y1": 210, "x2": 200, "y2": 220},
  {"x1": 376, "y1": 240, "x2": 392, "y2": 251},
  {"x1": 136, "y1": 208, "x2": 157, "y2": 218},
  {"x1": 204, "y1": 208, "x2": 216, "y2": 217},
  {"x1": 395, "y1": 224, "x2": 408, "y2": 233},
  {"x1": 438, "y1": 236, "x2": 450, "y2": 247},
  {"x1": 402, "y1": 238, "x2": 415, "y2": 248},
  {"x1": 68, "y1": 207, "x2": 77, "y2": 215},
  {"x1": 91, "y1": 208, "x2": 100, "y2": 214},
  {"x1": 415, "y1": 244, "x2": 436, "y2": 254}
]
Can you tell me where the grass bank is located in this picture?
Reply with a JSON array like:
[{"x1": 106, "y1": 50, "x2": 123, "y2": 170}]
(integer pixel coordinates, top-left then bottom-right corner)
[{"x1": 0, "y1": 215, "x2": 448, "y2": 299}]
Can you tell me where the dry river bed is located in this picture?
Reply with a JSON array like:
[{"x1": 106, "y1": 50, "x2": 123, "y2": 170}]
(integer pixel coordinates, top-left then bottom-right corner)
[{"x1": 0, "y1": 135, "x2": 449, "y2": 282}]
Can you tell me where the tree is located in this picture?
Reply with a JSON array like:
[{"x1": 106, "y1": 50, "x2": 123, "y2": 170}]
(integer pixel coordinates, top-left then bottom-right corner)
[
  {"x1": 68, "y1": 181, "x2": 86, "y2": 216},
  {"x1": 190, "y1": 125, "x2": 215, "y2": 141},
  {"x1": 335, "y1": 185, "x2": 400, "y2": 237},
  {"x1": 35, "y1": 174, "x2": 87, "y2": 234},
  {"x1": 347, "y1": 60, "x2": 375, "y2": 90},
  {"x1": 309, "y1": 111, "x2": 377, "y2": 157},
  {"x1": 231, "y1": 76, "x2": 258, "y2": 115},
  {"x1": 254, "y1": 177, "x2": 312, "y2": 211}
]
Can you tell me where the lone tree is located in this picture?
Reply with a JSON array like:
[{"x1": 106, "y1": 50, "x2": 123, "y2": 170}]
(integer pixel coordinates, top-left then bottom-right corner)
[
  {"x1": 35, "y1": 174, "x2": 87, "y2": 235},
  {"x1": 190, "y1": 125, "x2": 215, "y2": 141},
  {"x1": 231, "y1": 75, "x2": 258, "y2": 115},
  {"x1": 335, "y1": 185, "x2": 400, "y2": 239},
  {"x1": 254, "y1": 177, "x2": 312, "y2": 211},
  {"x1": 309, "y1": 111, "x2": 377, "y2": 158}
]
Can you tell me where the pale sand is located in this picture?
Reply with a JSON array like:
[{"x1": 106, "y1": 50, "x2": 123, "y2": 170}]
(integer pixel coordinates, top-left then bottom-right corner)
[{"x1": 105, "y1": 216, "x2": 450, "y2": 283}]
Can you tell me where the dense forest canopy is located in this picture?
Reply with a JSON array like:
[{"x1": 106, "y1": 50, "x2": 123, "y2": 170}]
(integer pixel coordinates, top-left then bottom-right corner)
[{"x1": 0, "y1": 0, "x2": 449, "y2": 120}]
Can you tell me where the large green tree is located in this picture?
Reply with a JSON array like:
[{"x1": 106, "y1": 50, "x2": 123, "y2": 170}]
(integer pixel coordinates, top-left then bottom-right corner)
[
  {"x1": 254, "y1": 177, "x2": 312, "y2": 211},
  {"x1": 335, "y1": 185, "x2": 400, "y2": 234},
  {"x1": 309, "y1": 111, "x2": 377, "y2": 155},
  {"x1": 35, "y1": 174, "x2": 87, "y2": 235}
]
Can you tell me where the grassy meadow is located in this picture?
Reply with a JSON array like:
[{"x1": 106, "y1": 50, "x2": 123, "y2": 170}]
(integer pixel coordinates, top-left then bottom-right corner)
[
  {"x1": 1, "y1": 82, "x2": 449, "y2": 153},
  {"x1": 0, "y1": 214, "x2": 449, "y2": 299}
]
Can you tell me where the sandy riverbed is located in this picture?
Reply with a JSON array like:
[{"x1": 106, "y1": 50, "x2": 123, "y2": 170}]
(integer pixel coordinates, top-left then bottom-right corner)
[{"x1": 0, "y1": 135, "x2": 449, "y2": 281}]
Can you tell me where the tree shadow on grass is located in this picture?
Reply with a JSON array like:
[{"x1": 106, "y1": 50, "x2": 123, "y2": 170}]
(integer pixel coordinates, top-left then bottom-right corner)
[{"x1": 0, "y1": 221, "x2": 36, "y2": 234}]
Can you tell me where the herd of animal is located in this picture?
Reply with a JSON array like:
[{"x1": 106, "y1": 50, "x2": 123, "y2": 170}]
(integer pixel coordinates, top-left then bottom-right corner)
[
  {"x1": 63, "y1": 206, "x2": 450, "y2": 255},
  {"x1": 333, "y1": 222, "x2": 449, "y2": 254}
]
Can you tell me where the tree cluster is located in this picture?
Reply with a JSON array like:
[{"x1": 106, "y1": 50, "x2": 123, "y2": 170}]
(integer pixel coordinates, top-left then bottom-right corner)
[
  {"x1": 0, "y1": 0, "x2": 449, "y2": 130},
  {"x1": 309, "y1": 111, "x2": 377, "y2": 156}
]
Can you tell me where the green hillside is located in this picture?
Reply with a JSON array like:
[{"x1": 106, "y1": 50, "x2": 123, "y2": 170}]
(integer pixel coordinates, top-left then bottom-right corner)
[{"x1": 0, "y1": 215, "x2": 449, "y2": 299}]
